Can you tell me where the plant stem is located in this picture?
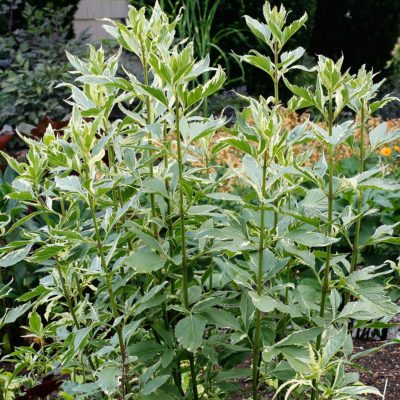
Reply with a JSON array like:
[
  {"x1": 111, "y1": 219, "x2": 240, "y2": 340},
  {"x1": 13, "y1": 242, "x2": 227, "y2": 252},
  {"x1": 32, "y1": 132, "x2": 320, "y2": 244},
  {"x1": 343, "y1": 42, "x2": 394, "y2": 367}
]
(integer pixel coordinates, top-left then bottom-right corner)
[
  {"x1": 272, "y1": 46, "x2": 287, "y2": 400},
  {"x1": 175, "y1": 102, "x2": 189, "y2": 310},
  {"x1": 205, "y1": 152, "x2": 214, "y2": 292},
  {"x1": 311, "y1": 92, "x2": 334, "y2": 400},
  {"x1": 140, "y1": 40, "x2": 158, "y2": 240},
  {"x1": 141, "y1": 42, "x2": 171, "y2": 331},
  {"x1": 163, "y1": 121, "x2": 184, "y2": 393},
  {"x1": 346, "y1": 106, "x2": 366, "y2": 304},
  {"x1": 202, "y1": 69, "x2": 210, "y2": 117},
  {"x1": 273, "y1": 46, "x2": 280, "y2": 230},
  {"x1": 107, "y1": 144, "x2": 120, "y2": 216},
  {"x1": 37, "y1": 198, "x2": 96, "y2": 380},
  {"x1": 87, "y1": 193, "x2": 128, "y2": 397},
  {"x1": 163, "y1": 122, "x2": 174, "y2": 243},
  {"x1": 38, "y1": 198, "x2": 80, "y2": 328},
  {"x1": 252, "y1": 149, "x2": 268, "y2": 400},
  {"x1": 102, "y1": 118, "x2": 133, "y2": 308},
  {"x1": 175, "y1": 96, "x2": 199, "y2": 400},
  {"x1": 273, "y1": 49, "x2": 280, "y2": 106}
]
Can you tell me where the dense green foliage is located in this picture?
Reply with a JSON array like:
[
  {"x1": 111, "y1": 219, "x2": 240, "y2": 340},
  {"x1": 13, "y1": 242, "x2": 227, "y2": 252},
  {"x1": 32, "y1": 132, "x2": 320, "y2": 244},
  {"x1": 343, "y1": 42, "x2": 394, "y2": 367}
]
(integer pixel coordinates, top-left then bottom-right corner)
[
  {"x1": 0, "y1": 2, "x2": 84, "y2": 127},
  {"x1": 0, "y1": 0, "x2": 78, "y2": 36},
  {"x1": 0, "y1": 2, "x2": 400, "y2": 400},
  {"x1": 131, "y1": 0, "x2": 400, "y2": 97}
]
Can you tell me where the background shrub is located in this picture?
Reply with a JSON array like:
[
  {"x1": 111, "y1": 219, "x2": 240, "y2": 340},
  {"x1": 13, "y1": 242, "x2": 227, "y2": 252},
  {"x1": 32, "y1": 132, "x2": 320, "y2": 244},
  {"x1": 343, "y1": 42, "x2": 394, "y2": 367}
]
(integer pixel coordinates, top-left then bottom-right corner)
[{"x1": 0, "y1": 1, "x2": 83, "y2": 127}]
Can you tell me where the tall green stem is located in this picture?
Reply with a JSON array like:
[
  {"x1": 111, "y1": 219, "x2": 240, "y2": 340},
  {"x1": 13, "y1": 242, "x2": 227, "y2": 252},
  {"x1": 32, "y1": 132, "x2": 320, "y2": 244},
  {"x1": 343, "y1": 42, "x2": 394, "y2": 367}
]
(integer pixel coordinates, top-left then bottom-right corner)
[
  {"x1": 273, "y1": 49, "x2": 280, "y2": 106},
  {"x1": 311, "y1": 93, "x2": 334, "y2": 400},
  {"x1": 107, "y1": 144, "x2": 120, "y2": 216},
  {"x1": 175, "y1": 100, "x2": 189, "y2": 310},
  {"x1": 273, "y1": 46, "x2": 286, "y2": 400},
  {"x1": 87, "y1": 191, "x2": 128, "y2": 397},
  {"x1": 204, "y1": 152, "x2": 214, "y2": 292},
  {"x1": 202, "y1": 70, "x2": 210, "y2": 117},
  {"x1": 37, "y1": 198, "x2": 80, "y2": 329},
  {"x1": 252, "y1": 149, "x2": 268, "y2": 400},
  {"x1": 106, "y1": 128, "x2": 132, "y2": 248},
  {"x1": 36, "y1": 197, "x2": 98, "y2": 380},
  {"x1": 163, "y1": 121, "x2": 184, "y2": 394},
  {"x1": 141, "y1": 41, "x2": 158, "y2": 240},
  {"x1": 273, "y1": 47, "x2": 280, "y2": 230},
  {"x1": 175, "y1": 97, "x2": 199, "y2": 400},
  {"x1": 347, "y1": 105, "x2": 366, "y2": 305},
  {"x1": 163, "y1": 123, "x2": 174, "y2": 242}
]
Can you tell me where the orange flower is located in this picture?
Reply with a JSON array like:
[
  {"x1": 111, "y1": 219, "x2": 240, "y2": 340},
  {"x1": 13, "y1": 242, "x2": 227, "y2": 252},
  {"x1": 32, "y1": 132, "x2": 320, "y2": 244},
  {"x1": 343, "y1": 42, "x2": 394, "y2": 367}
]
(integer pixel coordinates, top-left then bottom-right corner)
[
  {"x1": 394, "y1": 145, "x2": 400, "y2": 152},
  {"x1": 380, "y1": 147, "x2": 392, "y2": 157}
]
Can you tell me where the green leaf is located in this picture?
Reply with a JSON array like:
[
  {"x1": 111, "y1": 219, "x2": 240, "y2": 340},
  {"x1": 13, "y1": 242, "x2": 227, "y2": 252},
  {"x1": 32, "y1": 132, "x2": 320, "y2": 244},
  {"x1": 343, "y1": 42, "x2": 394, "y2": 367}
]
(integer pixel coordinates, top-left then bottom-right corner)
[
  {"x1": 369, "y1": 122, "x2": 400, "y2": 149},
  {"x1": 284, "y1": 80, "x2": 317, "y2": 110},
  {"x1": 29, "y1": 244, "x2": 64, "y2": 263},
  {"x1": 242, "y1": 154, "x2": 262, "y2": 191},
  {"x1": 142, "y1": 178, "x2": 168, "y2": 197},
  {"x1": 141, "y1": 375, "x2": 169, "y2": 396},
  {"x1": 129, "y1": 341, "x2": 164, "y2": 362},
  {"x1": 0, "y1": 151, "x2": 25, "y2": 174},
  {"x1": 280, "y1": 47, "x2": 305, "y2": 68},
  {"x1": 207, "y1": 192, "x2": 241, "y2": 202},
  {"x1": 313, "y1": 120, "x2": 354, "y2": 146},
  {"x1": 1, "y1": 302, "x2": 31, "y2": 327},
  {"x1": 187, "y1": 205, "x2": 217, "y2": 216},
  {"x1": 249, "y1": 292, "x2": 276, "y2": 313},
  {"x1": 241, "y1": 52, "x2": 274, "y2": 78},
  {"x1": 6, "y1": 212, "x2": 41, "y2": 236},
  {"x1": 282, "y1": 13, "x2": 308, "y2": 45},
  {"x1": 97, "y1": 366, "x2": 121, "y2": 395},
  {"x1": 288, "y1": 229, "x2": 339, "y2": 247},
  {"x1": 70, "y1": 86, "x2": 97, "y2": 109},
  {"x1": 0, "y1": 244, "x2": 32, "y2": 268},
  {"x1": 200, "y1": 308, "x2": 240, "y2": 330},
  {"x1": 187, "y1": 119, "x2": 225, "y2": 144},
  {"x1": 240, "y1": 291, "x2": 255, "y2": 331},
  {"x1": 74, "y1": 327, "x2": 92, "y2": 351},
  {"x1": 201, "y1": 66, "x2": 226, "y2": 100},
  {"x1": 18, "y1": 285, "x2": 50, "y2": 302},
  {"x1": 0, "y1": 280, "x2": 12, "y2": 301},
  {"x1": 55, "y1": 176, "x2": 84, "y2": 194},
  {"x1": 138, "y1": 85, "x2": 169, "y2": 107},
  {"x1": 274, "y1": 327, "x2": 323, "y2": 347},
  {"x1": 322, "y1": 326, "x2": 347, "y2": 364},
  {"x1": 125, "y1": 222, "x2": 166, "y2": 255},
  {"x1": 29, "y1": 311, "x2": 43, "y2": 335},
  {"x1": 215, "y1": 368, "x2": 252, "y2": 383},
  {"x1": 338, "y1": 287, "x2": 398, "y2": 320},
  {"x1": 244, "y1": 16, "x2": 271, "y2": 43},
  {"x1": 358, "y1": 178, "x2": 400, "y2": 191},
  {"x1": 175, "y1": 314, "x2": 206, "y2": 351},
  {"x1": 218, "y1": 137, "x2": 254, "y2": 156},
  {"x1": 269, "y1": 361, "x2": 296, "y2": 381},
  {"x1": 125, "y1": 248, "x2": 165, "y2": 274}
]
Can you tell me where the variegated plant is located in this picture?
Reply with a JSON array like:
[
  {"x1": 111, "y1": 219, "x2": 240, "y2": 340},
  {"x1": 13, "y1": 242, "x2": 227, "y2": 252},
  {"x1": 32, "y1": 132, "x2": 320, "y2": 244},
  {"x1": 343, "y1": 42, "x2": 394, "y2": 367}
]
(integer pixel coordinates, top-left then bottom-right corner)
[{"x1": 0, "y1": 2, "x2": 399, "y2": 400}]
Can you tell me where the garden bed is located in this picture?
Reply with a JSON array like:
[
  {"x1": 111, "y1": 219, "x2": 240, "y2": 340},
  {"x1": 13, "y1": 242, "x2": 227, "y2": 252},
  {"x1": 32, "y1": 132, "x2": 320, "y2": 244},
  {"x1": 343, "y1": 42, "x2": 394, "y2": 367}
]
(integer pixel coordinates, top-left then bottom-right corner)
[
  {"x1": 353, "y1": 340, "x2": 400, "y2": 400},
  {"x1": 228, "y1": 340, "x2": 400, "y2": 400}
]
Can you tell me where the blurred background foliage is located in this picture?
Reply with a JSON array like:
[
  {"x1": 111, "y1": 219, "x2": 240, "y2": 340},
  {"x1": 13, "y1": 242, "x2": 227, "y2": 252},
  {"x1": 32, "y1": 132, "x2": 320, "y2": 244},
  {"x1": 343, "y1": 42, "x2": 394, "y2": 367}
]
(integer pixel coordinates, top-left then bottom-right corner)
[
  {"x1": 0, "y1": 1, "x2": 83, "y2": 128},
  {"x1": 131, "y1": 0, "x2": 400, "y2": 104},
  {"x1": 1, "y1": 0, "x2": 400, "y2": 126}
]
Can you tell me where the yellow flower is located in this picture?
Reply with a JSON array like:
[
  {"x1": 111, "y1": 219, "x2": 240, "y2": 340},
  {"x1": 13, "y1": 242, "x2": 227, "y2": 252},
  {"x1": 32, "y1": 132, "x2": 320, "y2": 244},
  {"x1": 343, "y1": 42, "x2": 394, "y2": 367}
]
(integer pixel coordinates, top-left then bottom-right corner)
[
  {"x1": 394, "y1": 145, "x2": 400, "y2": 152},
  {"x1": 380, "y1": 147, "x2": 392, "y2": 157}
]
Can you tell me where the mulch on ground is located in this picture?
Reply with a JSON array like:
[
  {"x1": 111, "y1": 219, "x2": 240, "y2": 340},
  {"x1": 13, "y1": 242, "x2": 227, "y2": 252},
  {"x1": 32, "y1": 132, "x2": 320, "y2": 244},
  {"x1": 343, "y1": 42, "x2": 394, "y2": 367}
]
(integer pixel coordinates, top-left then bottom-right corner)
[
  {"x1": 229, "y1": 339, "x2": 400, "y2": 399},
  {"x1": 353, "y1": 339, "x2": 400, "y2": 400}
]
